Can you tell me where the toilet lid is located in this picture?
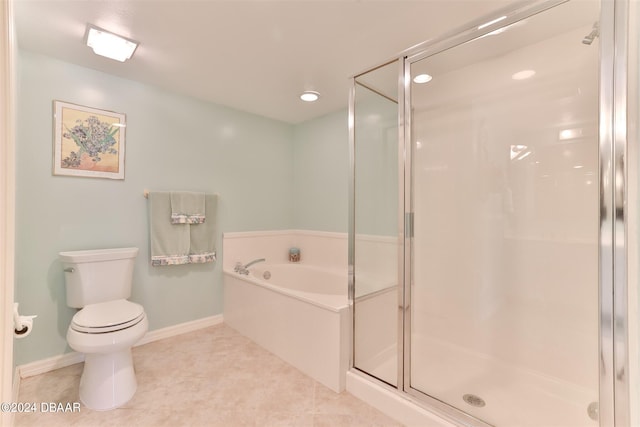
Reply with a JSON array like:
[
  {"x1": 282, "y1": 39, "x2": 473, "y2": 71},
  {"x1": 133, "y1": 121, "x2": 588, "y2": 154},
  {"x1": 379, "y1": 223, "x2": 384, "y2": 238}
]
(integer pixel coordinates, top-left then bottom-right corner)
[{"x1": 72, "y1": 299, "x2": 145, "y2": 333}]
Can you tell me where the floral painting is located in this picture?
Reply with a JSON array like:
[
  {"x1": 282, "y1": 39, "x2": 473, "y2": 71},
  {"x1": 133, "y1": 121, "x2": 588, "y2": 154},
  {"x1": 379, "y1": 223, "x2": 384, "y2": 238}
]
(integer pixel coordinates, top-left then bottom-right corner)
[{"x1": 53, "y1": 101, "x2": 126, "y2": 179}]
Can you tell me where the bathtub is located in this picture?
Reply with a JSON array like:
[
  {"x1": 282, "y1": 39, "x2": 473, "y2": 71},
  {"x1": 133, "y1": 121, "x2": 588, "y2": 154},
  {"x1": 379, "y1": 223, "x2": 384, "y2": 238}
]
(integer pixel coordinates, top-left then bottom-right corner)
[{"x1": 223, "y1": 262, "x2": 350, "y2": 392}]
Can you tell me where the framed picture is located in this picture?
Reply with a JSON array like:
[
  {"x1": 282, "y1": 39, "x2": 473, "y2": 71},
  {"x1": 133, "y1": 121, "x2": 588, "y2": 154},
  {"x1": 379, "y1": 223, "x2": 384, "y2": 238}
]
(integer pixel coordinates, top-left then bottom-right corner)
[{"x1": 53, "y1": 101, "x2": 126, "y2": 179}]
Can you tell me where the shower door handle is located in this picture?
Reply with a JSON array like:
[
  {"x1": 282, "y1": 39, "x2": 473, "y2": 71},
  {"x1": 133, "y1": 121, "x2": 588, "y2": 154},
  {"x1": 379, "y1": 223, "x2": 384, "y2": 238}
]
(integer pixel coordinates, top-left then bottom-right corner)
[{"x1": 405, "y1": 212, "x2": 414, "y2": 238}]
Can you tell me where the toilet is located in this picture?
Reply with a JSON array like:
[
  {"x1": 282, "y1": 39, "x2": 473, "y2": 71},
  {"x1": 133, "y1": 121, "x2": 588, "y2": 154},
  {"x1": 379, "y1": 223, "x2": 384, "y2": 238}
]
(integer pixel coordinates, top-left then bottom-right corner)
[{"x1": 59, "y1": 247, "x2": 148, "y2": 411}]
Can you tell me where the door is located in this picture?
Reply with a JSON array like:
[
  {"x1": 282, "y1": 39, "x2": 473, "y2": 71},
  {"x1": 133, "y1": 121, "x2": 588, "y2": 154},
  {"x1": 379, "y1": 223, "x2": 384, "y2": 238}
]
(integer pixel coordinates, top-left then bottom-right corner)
[{"x1": 407, "y1": 1, "x2": 601, "y2": 425}]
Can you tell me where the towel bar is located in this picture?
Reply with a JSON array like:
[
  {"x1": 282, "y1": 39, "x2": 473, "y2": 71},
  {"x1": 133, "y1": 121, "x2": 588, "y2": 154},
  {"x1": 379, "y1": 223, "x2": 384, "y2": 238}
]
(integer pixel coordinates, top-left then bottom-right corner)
[{"x1": 144, "y1": 190, "x2": 218, "y2": 199}]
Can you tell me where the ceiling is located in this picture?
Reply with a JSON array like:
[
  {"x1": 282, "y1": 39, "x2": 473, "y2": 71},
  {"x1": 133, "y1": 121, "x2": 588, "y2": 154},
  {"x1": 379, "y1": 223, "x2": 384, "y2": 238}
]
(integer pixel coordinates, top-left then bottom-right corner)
[{"x1": 13, "y1": 0, "x2": 514, "y2": 124}]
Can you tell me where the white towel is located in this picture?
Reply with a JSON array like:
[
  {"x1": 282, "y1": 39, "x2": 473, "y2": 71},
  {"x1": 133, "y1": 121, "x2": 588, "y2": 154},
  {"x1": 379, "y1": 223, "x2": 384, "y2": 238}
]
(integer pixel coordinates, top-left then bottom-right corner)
[{"x1": 170, "y1": 192, "x2": 206, "y2": 224}]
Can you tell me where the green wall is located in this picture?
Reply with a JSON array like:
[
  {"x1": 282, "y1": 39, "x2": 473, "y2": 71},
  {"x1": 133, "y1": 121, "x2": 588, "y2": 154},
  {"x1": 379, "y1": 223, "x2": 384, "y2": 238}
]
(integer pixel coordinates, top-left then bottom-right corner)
[
  {"x1": 292, "y1": 109, "x2": 349, "y2": 232},
  {"x1": 14, "y1": 51, "x2": 298, "y2": 365},
  {"x1": 353, "y1": 83, "x2": 399, "y2": 237}
]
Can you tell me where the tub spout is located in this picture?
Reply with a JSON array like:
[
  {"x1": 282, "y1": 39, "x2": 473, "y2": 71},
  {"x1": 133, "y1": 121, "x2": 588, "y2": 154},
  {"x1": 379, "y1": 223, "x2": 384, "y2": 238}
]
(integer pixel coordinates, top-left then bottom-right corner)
[
  {"x1": 234, "y1": 258, "x2": 266, "y2": 275},
  {"x1": 244, "y1": 258, "x2": 266, "y2": 269}
]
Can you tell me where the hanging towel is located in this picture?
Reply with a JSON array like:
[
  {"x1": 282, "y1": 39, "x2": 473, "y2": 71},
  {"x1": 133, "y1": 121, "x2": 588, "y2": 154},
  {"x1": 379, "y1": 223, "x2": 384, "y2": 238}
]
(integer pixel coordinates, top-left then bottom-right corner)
[
  {"x1": 189, "y1": 194, "x2": 217, "y2": 263},
  {"x1": 170, "y1": 191, "x2": 206, "y2": 224},
  {"x1": 149, "y1": 192, "x2": 190, "y2": 266}
]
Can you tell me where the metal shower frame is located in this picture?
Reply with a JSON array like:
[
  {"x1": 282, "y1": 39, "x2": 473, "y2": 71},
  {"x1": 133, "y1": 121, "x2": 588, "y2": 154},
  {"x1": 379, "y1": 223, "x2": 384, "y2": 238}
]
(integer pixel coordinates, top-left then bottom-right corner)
[{"x1": 348, "y1": 0, "x2": 633, "y2": 425}]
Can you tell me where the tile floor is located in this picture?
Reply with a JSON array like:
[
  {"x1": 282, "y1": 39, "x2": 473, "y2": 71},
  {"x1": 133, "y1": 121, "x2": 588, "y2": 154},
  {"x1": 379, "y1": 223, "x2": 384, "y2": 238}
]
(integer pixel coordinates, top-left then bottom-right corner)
[{"x1": 15, "y1": 323, "x2": 403, "y2": 427}]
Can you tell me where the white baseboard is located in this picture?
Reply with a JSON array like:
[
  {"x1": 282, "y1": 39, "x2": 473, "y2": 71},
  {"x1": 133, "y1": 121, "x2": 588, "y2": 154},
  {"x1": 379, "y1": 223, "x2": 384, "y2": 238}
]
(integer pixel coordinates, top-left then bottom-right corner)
[
  {"x1": 17, "y1": 314, "x2": 224, "y2": 379},
  {"x1": 18, "y1": 351, "x2": 84, "y2": 379},
  {"x1": 136, "y1": 314, "x2": 223, "y2": 346}
]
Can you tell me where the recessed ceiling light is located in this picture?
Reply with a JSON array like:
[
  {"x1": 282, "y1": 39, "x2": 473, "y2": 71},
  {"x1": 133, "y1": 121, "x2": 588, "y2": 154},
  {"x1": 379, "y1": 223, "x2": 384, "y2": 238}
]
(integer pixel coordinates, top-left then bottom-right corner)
[
  {"x1": 413, "y1": 74, "x2": 433, "y2": 84},
  {"x1": 559, "y1": 128, "x2": 583, "y2": 140},
  {"x1": 86, "y1": 25, "x2": 138, "y2": 62},
  {"x1": 511, "y1": 69, "x2": 536, "y2": 80},
  {"x1": 300, "y1": 91, "x2": 320, "y2": 102}
]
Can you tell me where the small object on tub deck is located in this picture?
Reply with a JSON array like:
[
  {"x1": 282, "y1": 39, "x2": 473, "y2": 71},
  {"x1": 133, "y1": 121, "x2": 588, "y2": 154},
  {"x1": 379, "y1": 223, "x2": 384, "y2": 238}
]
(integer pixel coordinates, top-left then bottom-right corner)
[{"x1": 289, "y1": 247, "x2": 300, "y2": 262}]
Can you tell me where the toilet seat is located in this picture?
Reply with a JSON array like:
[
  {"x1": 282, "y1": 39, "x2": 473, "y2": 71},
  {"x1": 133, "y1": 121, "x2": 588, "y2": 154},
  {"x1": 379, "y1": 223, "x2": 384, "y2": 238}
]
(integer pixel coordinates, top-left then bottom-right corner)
[{"x1": 71, "y1": 299, "x2": 145, "y2": 334}]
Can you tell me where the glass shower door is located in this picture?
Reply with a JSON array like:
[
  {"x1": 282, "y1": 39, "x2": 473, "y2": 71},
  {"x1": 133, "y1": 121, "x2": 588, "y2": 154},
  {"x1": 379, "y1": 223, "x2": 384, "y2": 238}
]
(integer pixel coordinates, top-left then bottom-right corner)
[{"x1": 408, "y1": 1, "x2": 600, "y2": 425}]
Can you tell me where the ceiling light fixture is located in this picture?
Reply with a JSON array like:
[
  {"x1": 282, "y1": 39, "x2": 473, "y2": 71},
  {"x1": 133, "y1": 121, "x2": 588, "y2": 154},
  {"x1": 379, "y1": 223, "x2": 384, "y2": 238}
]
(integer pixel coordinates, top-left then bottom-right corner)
[
  {"x1": 85, "y1": 25, "x2": 138, "y2": 62},
  {"x1": 413, "y1": 74, "x2": 433, "y2": 84},
  {"x1": 511, "y1": 69, "x2": 536, "y2": 80},
  {"x1": 300, "y1": 91, "x2": 320, "y2": 102}
]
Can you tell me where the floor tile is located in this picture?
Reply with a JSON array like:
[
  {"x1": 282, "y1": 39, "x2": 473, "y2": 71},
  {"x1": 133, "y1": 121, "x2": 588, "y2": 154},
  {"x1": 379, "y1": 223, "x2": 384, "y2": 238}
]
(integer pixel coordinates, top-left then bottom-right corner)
[{"x1": 15, "y1": 323, "x2": 402, "y2": 427}]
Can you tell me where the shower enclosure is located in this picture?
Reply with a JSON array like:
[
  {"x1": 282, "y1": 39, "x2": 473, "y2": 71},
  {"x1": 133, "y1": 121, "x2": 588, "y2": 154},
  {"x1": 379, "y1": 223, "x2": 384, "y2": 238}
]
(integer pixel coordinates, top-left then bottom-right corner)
[{"x1": 349, "y1": 0, "x2": 637, "y2": 426}]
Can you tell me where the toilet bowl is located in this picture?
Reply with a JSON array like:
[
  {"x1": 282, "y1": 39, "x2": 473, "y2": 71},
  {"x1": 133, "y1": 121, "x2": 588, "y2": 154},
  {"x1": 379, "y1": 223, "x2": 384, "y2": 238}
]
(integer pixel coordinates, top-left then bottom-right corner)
[
  {"x1": 66, "y1": 299, "x2": 148, "y2": 410},
  {"x1": 60, "y1": 248, "x2": 147, "y2": 411}
]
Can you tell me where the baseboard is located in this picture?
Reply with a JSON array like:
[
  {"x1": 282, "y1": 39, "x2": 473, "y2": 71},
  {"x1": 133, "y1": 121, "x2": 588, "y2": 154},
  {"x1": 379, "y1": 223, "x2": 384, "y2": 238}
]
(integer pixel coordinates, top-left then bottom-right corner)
[
  {"x1": 136, "y1": 314, "x2": 223, "y2": 346},
  {"x1": 18, "y1": 351, "x2": 84, "y2": 379},
  {"x1": 17, "y1": 314, "x2": 223, "y2": 379}
]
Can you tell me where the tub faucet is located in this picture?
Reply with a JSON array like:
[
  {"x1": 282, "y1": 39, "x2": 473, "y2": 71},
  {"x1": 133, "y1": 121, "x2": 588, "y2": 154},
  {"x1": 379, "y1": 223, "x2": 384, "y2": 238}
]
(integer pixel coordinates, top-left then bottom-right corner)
[{"x1": 234, "y1": 258, "x2": 266, "y2": 275}]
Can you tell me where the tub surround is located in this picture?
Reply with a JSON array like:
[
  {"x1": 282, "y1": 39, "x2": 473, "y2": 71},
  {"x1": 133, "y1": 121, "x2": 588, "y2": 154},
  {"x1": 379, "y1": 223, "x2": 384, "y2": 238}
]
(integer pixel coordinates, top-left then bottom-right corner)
[
  {"x1": 222, "y1": 230, "x2": 348, "y2": 272},
  {"x1": 224, "y1": 273, "x2": 349, "y2": 392},
  {"x1": 223, "y1": 230, "x2": 349, "y2": 392},
  {"x1": 222, "y1": 229, "x2": 395, "y2": 276}
]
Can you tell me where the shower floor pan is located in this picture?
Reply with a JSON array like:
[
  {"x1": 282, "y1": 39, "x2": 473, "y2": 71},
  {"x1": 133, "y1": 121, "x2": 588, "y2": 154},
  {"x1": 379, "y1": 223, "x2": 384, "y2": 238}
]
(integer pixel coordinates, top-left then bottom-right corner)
[{"x1": 358, "y1": 335, "x2": 597, "y2": 427}]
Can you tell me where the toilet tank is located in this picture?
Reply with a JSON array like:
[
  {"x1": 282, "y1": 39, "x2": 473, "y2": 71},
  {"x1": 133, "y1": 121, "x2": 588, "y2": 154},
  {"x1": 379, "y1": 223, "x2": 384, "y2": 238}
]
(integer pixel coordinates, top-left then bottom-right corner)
[{"x1": 59, "y1": 247, "x2": 139, "y2": 308}]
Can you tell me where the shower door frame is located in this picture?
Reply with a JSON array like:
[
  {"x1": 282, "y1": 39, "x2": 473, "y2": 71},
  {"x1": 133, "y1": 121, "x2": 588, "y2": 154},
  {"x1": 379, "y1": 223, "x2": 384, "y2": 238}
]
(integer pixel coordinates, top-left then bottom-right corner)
[{"x1": 348, "y1": 0, "x2": 632, "y2": 425}]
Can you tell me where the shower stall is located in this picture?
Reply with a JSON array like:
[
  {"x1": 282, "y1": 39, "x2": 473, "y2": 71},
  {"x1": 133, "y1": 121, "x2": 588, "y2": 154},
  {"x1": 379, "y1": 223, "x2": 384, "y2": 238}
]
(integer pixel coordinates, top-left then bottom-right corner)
[{"x1": 348, "y1": 0, "x2": 638, "y2": 426}]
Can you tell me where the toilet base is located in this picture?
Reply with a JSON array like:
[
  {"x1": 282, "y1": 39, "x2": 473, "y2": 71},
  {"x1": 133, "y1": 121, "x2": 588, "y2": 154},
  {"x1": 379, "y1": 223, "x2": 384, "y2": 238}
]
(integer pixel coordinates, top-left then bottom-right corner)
[{"x1": 79, "y1": 349, "x2": 137, "y2": 411}]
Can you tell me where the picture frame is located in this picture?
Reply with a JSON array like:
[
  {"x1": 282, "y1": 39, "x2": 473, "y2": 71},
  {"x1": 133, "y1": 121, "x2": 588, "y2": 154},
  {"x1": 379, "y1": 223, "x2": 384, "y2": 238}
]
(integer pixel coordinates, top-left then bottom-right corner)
[{"x1": 53, "y1": 100, "x2": 126, "y2": 180}]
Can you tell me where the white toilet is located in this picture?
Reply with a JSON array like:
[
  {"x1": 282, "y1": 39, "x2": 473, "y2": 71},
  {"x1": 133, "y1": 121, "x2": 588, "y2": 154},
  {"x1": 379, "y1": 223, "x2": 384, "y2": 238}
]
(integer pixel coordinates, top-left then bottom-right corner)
[{"x1": 59, "y1": 247, "x2": 148, "y2": 411}]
